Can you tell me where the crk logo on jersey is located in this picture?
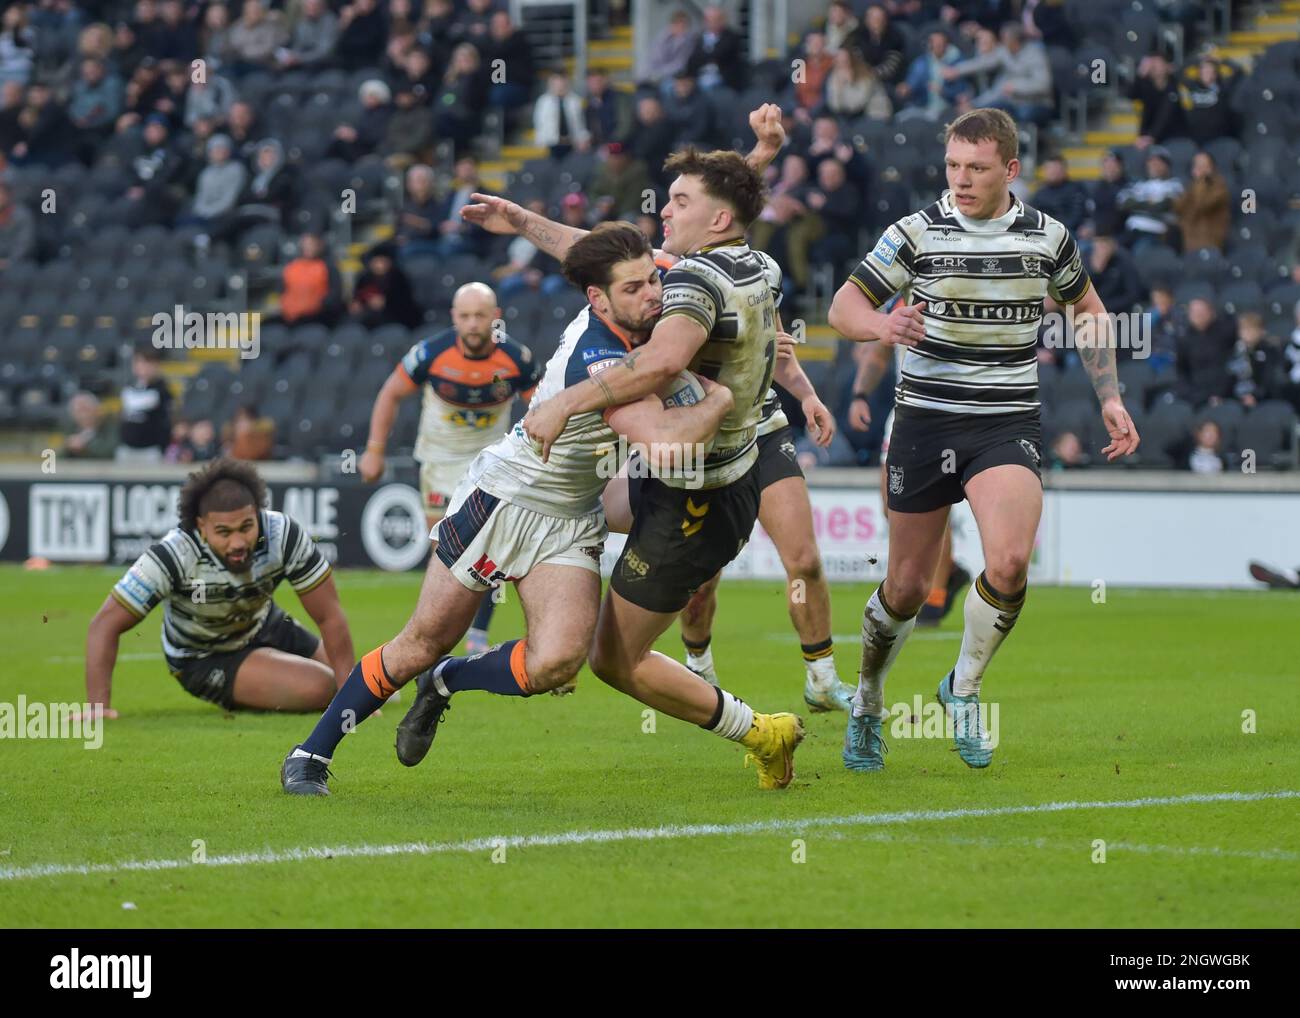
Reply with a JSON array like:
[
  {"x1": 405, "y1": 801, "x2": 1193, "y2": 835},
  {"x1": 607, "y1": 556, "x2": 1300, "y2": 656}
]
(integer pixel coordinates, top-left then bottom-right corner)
[{"x1": 888, "y1": 465, "x2": 905, "y2": 495}]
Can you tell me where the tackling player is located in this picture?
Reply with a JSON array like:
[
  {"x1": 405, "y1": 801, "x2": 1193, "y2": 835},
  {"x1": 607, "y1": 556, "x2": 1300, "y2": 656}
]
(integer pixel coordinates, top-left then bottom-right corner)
[
  {"x1": 280, "y1": 224, "x2": 802, "y2": 794},
  {"x1": 828, "y1": 108, "x2": 1139, "y2": 772},
  {"x1": 84, "y1": 459, "x2": 354, "y2": 716},
  {"x1": 359, "y1": 282, "x2": 539, "y2": 654}
]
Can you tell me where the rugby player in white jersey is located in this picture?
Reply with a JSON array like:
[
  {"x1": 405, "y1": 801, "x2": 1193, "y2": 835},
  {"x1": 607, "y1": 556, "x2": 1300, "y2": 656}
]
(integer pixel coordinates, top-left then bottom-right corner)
[
  {"x1": 84, "y1": 459, "x2": 355, "y2": 717},
  {"x1": 828, "y1": 108, "x2": 1139, "y2": 772},
  {"x1": 281, "y1": 223, "x2": 807, "y2": 794},
  {"x1": 358, "y1": 282, "x2": 540, "y2": 654}
]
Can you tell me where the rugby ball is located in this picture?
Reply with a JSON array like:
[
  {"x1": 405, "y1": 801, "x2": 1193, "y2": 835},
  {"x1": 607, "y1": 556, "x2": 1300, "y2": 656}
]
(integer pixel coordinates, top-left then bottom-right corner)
[{"x1": 659, "y1": 370, "x2": 708, "y2": 408}]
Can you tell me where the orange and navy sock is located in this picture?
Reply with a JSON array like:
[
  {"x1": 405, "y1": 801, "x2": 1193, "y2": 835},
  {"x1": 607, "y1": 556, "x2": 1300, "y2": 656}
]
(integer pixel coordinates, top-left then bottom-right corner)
[
  {"x1": 300, "y1": 646, "x2": 394, "y2": 759},
  {"x1": 436, "y1": 639, "x2": 531, "y2": 696}
]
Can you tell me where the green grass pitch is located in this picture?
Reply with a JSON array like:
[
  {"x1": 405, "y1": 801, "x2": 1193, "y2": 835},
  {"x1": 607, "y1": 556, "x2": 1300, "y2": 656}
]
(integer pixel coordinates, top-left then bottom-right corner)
[{"x1": 1, "y1": 563, "x2": 1297, "y2": 928}]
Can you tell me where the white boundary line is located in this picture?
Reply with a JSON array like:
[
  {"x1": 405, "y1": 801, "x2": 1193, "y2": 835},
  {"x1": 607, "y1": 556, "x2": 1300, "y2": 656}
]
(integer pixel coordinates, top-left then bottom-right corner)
[{"x1": 2, "y1": 789, "x2": 1296, "y2": 883}]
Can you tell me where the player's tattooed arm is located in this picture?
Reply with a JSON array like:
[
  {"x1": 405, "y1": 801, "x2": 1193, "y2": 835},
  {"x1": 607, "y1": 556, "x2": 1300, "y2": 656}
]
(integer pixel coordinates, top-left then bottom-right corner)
[
  {"x1": 461, "y1": 192, "x2": 587, "y2": 260},
  {"x1": 521, "y1": 214, "x2": 585, "y2": 260},
  {"x1": 1070, "y1": 287, "x2": 1120, "y2": 404}
]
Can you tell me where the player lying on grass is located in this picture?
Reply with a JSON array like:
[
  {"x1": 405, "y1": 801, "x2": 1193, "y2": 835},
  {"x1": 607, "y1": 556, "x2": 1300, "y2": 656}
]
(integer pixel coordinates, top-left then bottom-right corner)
[
  {"x1": 84, "y1": 458, "x2": 355, "y2": 716},
  {"x1": 282, "y1": 223, "x2": 801, "y2": 794},
  {"x1": 358, "y1": 281, "x2": 540, "y2": 655},
  {"x1": 828, "y1": 108, "x2": 1139, "y2": 773},
  {"x1": 847, "y1": 334, "x2": 970, "y2": 625}
]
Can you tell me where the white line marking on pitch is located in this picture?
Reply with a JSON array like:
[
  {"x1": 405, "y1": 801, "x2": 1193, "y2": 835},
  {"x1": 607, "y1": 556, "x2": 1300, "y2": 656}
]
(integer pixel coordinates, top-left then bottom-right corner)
[{"x1": 1, "y1": 789, "x2": 1295, "y2": 883}]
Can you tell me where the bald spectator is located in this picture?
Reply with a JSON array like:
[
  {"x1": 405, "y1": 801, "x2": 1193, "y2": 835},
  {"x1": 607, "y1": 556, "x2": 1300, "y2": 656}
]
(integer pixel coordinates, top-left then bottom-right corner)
[
  {"x1": 1173, "y1": 151, "x2": 1229, "y2": 253},
  {"x1": 685, "y1": 5, "x2": 746, "y2": 91}
]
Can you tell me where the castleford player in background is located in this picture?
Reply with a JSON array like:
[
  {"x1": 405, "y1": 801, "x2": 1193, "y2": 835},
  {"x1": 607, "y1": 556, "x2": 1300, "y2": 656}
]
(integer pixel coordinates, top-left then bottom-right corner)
[
  {"x1": 359, "y1": 282, "x2": 539, "y2": 655},
  {"x1": 281, "y1": 224, "x2": 796, "y2": 794},
  {"x1": 519, "y1": 145, "x2": 807, "y2": 788},
  {"x1": 84, "y1": 459, "x2": 354, "y2": 716},
  {"x1": 847, "y1": 331, "x2": 970, "y2": 626},
  {"x1": 606, "y1": 329, "x2": 858, "y2": 712},
  {"x1": 828, "y1": 108, "x2": 1139, "y2": 773}
]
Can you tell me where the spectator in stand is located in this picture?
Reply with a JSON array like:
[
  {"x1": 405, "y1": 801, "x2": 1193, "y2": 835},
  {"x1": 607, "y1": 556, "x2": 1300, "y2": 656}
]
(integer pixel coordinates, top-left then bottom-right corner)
[
  {"x1": 432, "y1": 154, "x2": 489, "y2": 257},
  {"x1": 68, "y1": 56, "x2": 123, "y2": 154},
  {"x1": 350, "y1": 242, "x2": 423, "y2": 329},
  {"x1": 1175, "y1": 296, "x2": 1236, "y2": 407},
  {"x1": 133, "y1": 0, "x2": 169, "y2": 61},
  {"x1": 177, "y1": 133, "x2": 247, "y2": 241},
  {"x1": 384, "y1": 84, "x2": 434, "y2": 164},
  {"x1": 452, "y1": 0, "x2": 494, "y2": 43},
  {"x1": 750, "y1": 153, "x2": 820, "y2": 290},
  {"x1": 492, "y1": 197, "x2": 568, "y2": 297},
  {"x1": 1179, "y1": 419, "x2": 1226, "y2": 473},
  {"x1": 234, "y1": 137, "x2": 297, "y2": 230},
  {"x1": 853, "y1": 4, "x2": 906, "y2": 86},
  {"x1": 10, "y1": 81, "x2": 75, "y2": 166},
  {"x1": 434, "y1": 42, "x2": 487, "y2": 157},
  {"x1": 1118, "y1": 146, "x2": 1183, "y2": 252},
  {"x1": 1173, "y1": 150, "x2": 1229, "y2": 254},
  {"x1": 533, "y1": 70, "x2": 589, "y2": 159},
  {"x1": 666, "y1": 71, "x2": 715, "y2": 146},
  {"x1": 200, "y1": 2, "x2": 233, "y2": 69},
  {"x1": 630, "y1": 94, "x2": 676, "y2": 191},
  {"x1": 801, "y1": 114, "x2": 869, "y2": 192},
  {"x1": 1032, "y1": 155, "x2": 1087, "y2": 233},
  {"x1": 644, "y1": 9, "x2": 696, "y2": 95},
  {"x1": 112, "y1": 20, "x2": 148, "y2": 80},
  {"x1": 1183, "y1": 57, "x2": 1236, "y2": 145},
  {"x1": 188, "y1": 419, "x2": 219, "y2": 460},
  {"x1": 327, "y1": 78, "x2": 392, "y2": 162},
  {"x1": 226, "y1": 0, "x2": 285, "y2": 76},
  {"x1": 117, "y1": 345, "x2": 172, "y2": 463},
  {"x1": 1285, "y1": 301, "x2": 1300, "y2": 409},
  {"x1": 895, "y1": 25, "x2": 968, "y2": 121},
  {"x1": 686, "y1": 5, "x2": 746, "y2": 92},
  {"x1": 395, "y1": 163, "x2": 440, "y2": 259},
  {"x1": 583, "y1": 68, "x2": 632, "y2": 148},
  {"x1": 0, "y1": 6, "x2": 35, "y2": 88},
  {"x1": 1083, "y1": 148, "x2": 1127, "y2": 238},
  {"x1": 336, "y1": 0, "x2": 388, "y2": 71},
  {"x1": 0, "y1": 179, "x2": 34, "y2": 270},
  {"x1": 416, "y1": 0, "x2": 455, "y2": 67},
  {"x1": 1048, "y1": 430, "x2": 1085, "y2": 469},
  {"x1": 1128, "y1": 50, "x2": 1186, "y2": 150},
  {"x1": 224, "y1": 99, "x2": 261, "y2": 161},
  {"x1": 825, "y1": 46, "x2": 892, "y2": 120},
  {"x1": 277, "y1": 232, "x2": 342, "y2": 326},
  {"x1": 482, "y1": 12, "x2": 534, "y2": 121},
  {"x1": 277, "y1": 0, "x2": 338, "y2": 69},
  {"x1": 121, "y1": 113, "x2": 185, "y2": 228},
  {"x1": 1021, "y1": 0, "x2": 1072, "y2": 49},
  {"x1": 806, "y1": 157, "x2": 861, "y2": 273},
  {"x1": 151, "y1": 60, "x2": 192, "y2": 131},
  {"x1": 1146, "y1": 284, "x2": 1180, "y2": 372},
  {"x1": 1084, "y1": 234, "x2": 1143, "y2": 315},
  {"x1": 392, "y1": 44, "x2": 438, "y2": 98},
  {"x1": 943, "y1": 21, "x2": 1052, "y2": 124},
  {"x1": 65, "y1": 393, "x2": 118, "y2": 460},
  {"x1": 589, "y1": 140, "x2": 652, "y2": 222},
  {"x1": 156, "y1": 0, "x2": 199, "y2": 63},
  {"x1": 223, "y1": 404, "x2": 275, "y2": 460},
  {"x1": 794, "y1": 33, "x2": 833, "y2": 113},
  {"x1": 184, "y1": 73, "x2": 236, "y2": 130},
  {"x1": 823, "y1": 1, "x2": 860, "y2": 56},
  {"x1": 1227, "y1": 311, "x2": 1286, "y2": 407},
  {"x1": 559, "y1": 190, "x2": 590, "y2": 230},
  {"x1": 0, "y1": 80, "x2": 24, "y2": 155}
]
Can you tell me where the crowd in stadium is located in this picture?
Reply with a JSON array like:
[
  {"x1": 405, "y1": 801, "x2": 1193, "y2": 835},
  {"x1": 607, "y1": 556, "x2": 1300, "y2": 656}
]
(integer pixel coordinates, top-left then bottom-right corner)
[{"x1": 0, "y1": 0, "x2": 1297, "y2": 471}]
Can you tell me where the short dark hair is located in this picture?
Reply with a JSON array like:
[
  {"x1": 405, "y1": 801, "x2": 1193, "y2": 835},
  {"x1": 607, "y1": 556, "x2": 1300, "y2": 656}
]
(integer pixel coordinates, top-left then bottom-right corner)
[
  {"x1": 178, "y1": 457, "x2": 267, "y2": 532},
  {"x1": 945, "y1": 107, "x2": 1019, "y2": 165},
  {"x1": 561, "y1": 221, "x2": 653, "y2": 291},
  {"x1": 661, "y1": 147, "x2": 767, "y2": 229}
]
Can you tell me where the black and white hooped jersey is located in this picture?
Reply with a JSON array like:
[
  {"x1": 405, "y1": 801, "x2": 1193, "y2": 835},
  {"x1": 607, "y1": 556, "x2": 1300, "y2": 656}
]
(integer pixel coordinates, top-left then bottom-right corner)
[
  {"x1": 111, "y1": 510, "x2": 331, "y2": 659},
  {"x1": 848, "y1": 190, "x2": 1092, "y2": 415}
]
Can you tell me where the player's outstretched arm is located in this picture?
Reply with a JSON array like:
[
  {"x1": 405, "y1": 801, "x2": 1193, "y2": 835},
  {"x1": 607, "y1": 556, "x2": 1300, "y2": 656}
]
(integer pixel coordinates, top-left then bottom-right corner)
[
  {"x1": 460, "y1": 192, "x2": 588, "y2": 261},
  {"x1": 744, "y1": 103, "x2": 786, "y2": 173},
  {"x1": 847, "y1": 341, "x2": 892, "y2": 431},
  {"x1": 772, "y1": 327, "x2": 834, "y2": 447},
  {"x1": 523, "y1": 313, "x2": 709, "y2": 460},
  {"x1": 297, "y1": 574, "x2": 355, "y2": 690},
  {"x1": 606, "y1": 377, "x2": 735, "y2": 471},
  {"x1": 361, "y1": 368, "x2": 418, "y2": 482},
  {"x1": 1066, "y1": 286, "x2": 1141, "y2": 461},
  {"x1": 82, "y1": 596, "x2": 143, "y2": 719}
]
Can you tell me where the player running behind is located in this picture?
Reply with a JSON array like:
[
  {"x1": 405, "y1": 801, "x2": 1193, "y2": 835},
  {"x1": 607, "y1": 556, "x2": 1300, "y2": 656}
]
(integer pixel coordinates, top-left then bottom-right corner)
[
  {"x1": 828, "y1": 108, "x2": 1139, "y2": 772},
  {"x1": 84, "y1": 459, "x2": 355, "y2": 717},
  {"x1": 359, "y1": 282, "x2": 539, "y2": 654}
]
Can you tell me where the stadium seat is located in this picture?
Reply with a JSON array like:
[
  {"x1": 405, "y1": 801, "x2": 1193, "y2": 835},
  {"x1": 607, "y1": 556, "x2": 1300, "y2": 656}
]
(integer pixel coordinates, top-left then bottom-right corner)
[
  {"x1": 1219, "y1": 281, "x2": 1264, "y2": 316},
  {"x1": 1183, "y1": 247, "x2": 1228, "y2": 285},
  {"x1": 1238, "y1": 404, "x2": 1297, "y2": 469},
  {"x1": 1135, "y1": 246, "x2": 1182, "y2": 289},
  {"x1": 1265, "y1": 282, "x2": 1300, "y2": 319}
]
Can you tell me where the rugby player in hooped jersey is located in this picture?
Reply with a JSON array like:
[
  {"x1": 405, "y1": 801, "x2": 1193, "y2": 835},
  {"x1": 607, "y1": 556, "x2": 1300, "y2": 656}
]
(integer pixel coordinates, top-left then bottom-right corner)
[{"x1": 828, "y1": 108, "x2": 1139, "y2": 773}]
